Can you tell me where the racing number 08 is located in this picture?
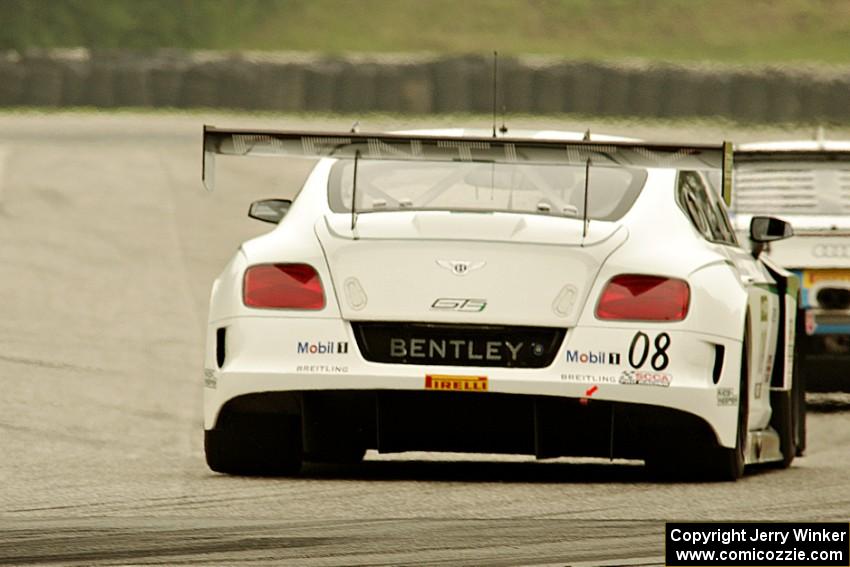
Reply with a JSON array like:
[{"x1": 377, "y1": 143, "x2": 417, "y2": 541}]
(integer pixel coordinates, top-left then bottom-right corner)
[{"x1": 628, "y1": 331, "x2": 671, "y2": 371}]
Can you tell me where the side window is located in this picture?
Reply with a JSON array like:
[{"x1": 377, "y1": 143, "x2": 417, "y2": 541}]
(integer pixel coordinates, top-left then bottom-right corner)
[
  {"x1": 677, "y1": 171, "x2": 738, "y2": 246},
  {"x1": 703, "y1": 173, "x2": 739, "y2": 246},
  {"x1": 677, "y1": 171, "x2": 713, "y2": 239}
]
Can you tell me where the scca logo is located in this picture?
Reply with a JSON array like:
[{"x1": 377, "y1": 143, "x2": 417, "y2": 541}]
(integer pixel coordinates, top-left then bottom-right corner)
[{"x1": 619, "y1": 369, "x2": 672, "y2": 387}]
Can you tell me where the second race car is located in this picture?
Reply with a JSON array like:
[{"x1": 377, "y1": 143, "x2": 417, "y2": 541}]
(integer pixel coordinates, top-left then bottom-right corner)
[{"x1": 734, "y1": 139, "x2": 850, "y2": 391}]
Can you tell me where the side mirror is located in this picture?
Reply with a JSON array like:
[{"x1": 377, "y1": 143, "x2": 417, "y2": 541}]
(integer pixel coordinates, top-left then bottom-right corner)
[
  {"x1": 248, "y1": 199, "x2": 291, "y2": 224},
  {"x1": 749, "y1": 216, "x2": 793, "y2": 243}
]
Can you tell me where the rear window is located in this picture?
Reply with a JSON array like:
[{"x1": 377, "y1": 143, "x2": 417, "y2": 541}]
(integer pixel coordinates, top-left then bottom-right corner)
[
  {"x1": 327, "y1": 159, "x2": 647, "y2": 221},
  {"x1": 734, "y1": 163, "x2": 850, "y2": 215}
]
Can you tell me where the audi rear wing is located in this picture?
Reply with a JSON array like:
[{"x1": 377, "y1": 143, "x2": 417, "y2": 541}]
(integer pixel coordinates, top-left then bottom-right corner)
[
  {"x1": 733, "y1": 147, "x2": 850, "y2": 217},
  {"x1": 735, "y1": 149, "x2": 850, "y2": 164},
  {"x1": 202, "y1": 125, "x2": 734, "y2": 204}
]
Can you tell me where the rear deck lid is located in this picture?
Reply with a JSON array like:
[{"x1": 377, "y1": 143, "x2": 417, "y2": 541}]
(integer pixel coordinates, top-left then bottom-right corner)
[{"x1": 316, "y1": 212, "x2": 628, "y2": 327}]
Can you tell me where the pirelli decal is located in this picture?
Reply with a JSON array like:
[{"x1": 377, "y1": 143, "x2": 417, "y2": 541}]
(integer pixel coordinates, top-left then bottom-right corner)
[{"x1": 425, "y1": 374, "x2": 488, "y2": 392}]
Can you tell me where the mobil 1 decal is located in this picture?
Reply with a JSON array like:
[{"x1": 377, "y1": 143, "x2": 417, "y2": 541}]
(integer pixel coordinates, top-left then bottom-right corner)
[
  {"x1": 628, "y1": 331, "x2": 670, "y2": 371},
  {"x1": 297, "y1": 340, "x2": 349, "y2": 355}
]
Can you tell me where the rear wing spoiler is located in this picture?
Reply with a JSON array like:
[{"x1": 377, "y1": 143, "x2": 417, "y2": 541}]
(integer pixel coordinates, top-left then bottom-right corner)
[
  {"x1": 202, "y1": 125, "x2": 734, "y2": 205},
  {"x1": 735, "y1": 149, "x2": 850, "y2": 164},
  {"x1": 732, "y1": 148, "x2": 850, "y2": 216}
]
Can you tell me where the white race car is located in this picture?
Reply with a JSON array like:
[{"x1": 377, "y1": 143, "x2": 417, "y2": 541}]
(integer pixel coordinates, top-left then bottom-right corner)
[
  {"x1": 201, "y1": 127, "x2": 803, "y2": 480},
  {"x1": 734, "y1": 140, "x2": 850, "y2": 392}
]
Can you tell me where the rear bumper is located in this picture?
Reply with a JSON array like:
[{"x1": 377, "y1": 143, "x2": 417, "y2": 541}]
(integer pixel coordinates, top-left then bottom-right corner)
[
  {"x1": 213, "y1": 389, "x2": 720, "y2": 461},
  {"x1": 204, "y1": 316, "x2": 744, "y2": 450},
  {"x1": 801, "y1": 308, "x2": 850, "y2": 335},
  {"x1": 796, "y1": 268, "x2": 850, "y2": 334}
]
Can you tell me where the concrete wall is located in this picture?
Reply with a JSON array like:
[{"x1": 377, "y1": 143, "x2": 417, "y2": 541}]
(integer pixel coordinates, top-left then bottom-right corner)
[{"x1": 2, "y1": 49, "x2": 850, "y2": 122}]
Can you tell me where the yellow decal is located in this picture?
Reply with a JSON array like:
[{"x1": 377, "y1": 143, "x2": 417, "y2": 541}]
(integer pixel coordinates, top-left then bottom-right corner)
[{"x1": 425, "y1": 374, "x2": 488, "y2": 392}]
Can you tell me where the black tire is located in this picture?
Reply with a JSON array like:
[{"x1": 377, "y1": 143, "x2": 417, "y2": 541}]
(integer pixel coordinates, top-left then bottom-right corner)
[
  {"x1": 769, "y1": 389, "x2": 795, "y2": 468},
  {"x1": 767, "y1": 307, "x2": 807, "y2": 467},
  {"x1": 705, "y1": 383, "x2": 747, "y2": 480},
  {"x1": 793, "y1": 310, "x2": 808, "y2": 456},
  {"x1": 701, "y1": 329, "x2": 749, "y2": 481},
  {"x1": 646, "y1": 329, "x2": 749, "y2": 482},
  {"x1": 794, "y1": 378, "x2": 807, "y2": 457},
  {"x1": 205, "y1": 413, "x2": 303, "y2": 476}
]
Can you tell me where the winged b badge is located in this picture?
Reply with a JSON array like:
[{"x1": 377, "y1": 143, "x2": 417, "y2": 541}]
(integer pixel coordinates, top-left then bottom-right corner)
[{"x1": 436, "y1": 260, "x2": 486, "y2": 276}]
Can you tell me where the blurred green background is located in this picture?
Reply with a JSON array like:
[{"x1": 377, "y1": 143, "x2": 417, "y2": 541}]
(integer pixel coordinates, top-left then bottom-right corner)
[{"x1": 3, "y1": 0, "x2": 850, "y2": 63}]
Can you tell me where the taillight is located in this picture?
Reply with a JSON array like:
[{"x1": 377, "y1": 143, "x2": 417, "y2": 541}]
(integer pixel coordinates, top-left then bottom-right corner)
[
  {"x1": 243, "y1": 264, "x2": 325, "y2": 309},
  {"x1": 596, "y1": 274, "x2": 689, "y2": 321}
]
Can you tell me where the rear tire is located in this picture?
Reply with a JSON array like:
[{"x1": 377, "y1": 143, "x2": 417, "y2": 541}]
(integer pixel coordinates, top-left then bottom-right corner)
[
  {"x1": 767, "y1": 307, "x2": 807, "y2": 468},
  {"x1": 205, "y1": 413, "x2": 303, "y2": 476},
  {"x1": 703, "y1": 388, "x2": 747, "y2": 480},
  {"x1": 794, "y1": 375, "x2": 807, "y2": 457},
  {"x1": 646, "y1": 332, "x2": 748, "y2": 482},
  {"x1": 793, "y1": 311, "x2": 808, "y2": 456},
  {"x1": 698, "y1": 331, "x2": 749, "y2": 481},
  {"x1": 769, "y1": 389, "x2": 795, "y2": 469}
]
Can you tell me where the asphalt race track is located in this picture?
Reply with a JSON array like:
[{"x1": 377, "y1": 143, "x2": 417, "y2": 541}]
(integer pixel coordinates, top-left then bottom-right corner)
[{"x1": 0, "y1": 113, "x2": 848, "y2": 566}]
